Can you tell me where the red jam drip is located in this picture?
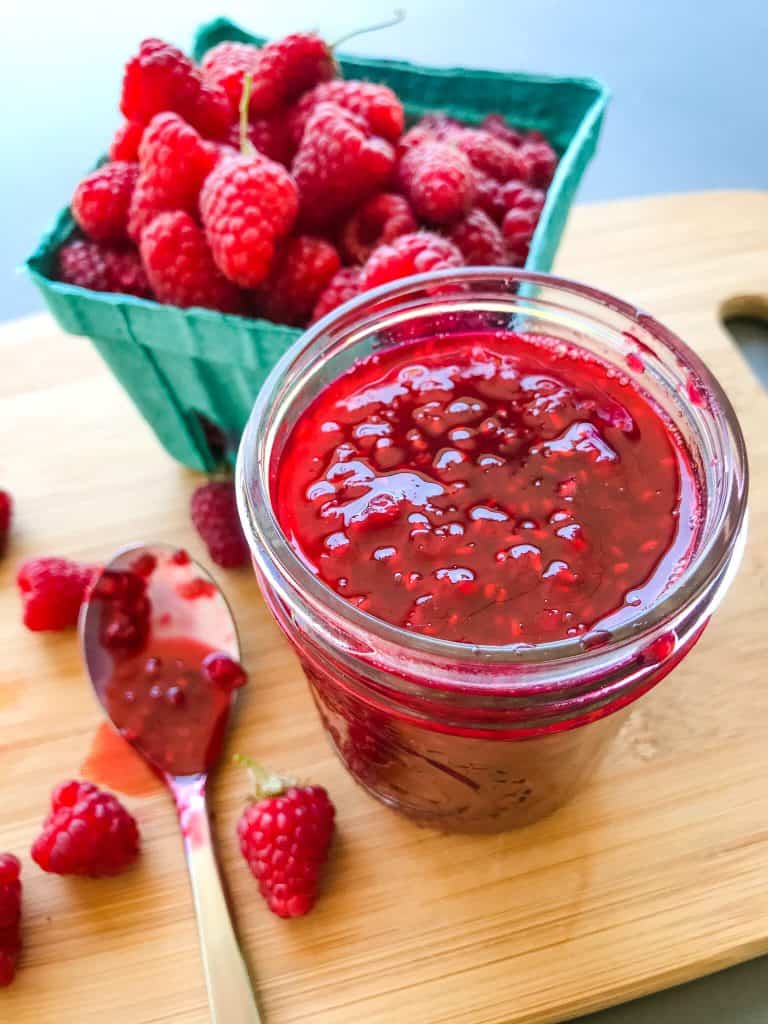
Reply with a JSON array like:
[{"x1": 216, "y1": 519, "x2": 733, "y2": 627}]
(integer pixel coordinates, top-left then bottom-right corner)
[
  {"x1": 275, "y1": 331, "x2": 700, "y2": 645},
  {"x1": 104, "y1": 635, "x2": 231, "y2": 776}
]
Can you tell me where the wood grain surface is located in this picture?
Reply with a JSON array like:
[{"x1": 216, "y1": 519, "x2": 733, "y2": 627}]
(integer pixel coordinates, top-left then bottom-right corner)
[{"x1": 0, "y1": 191, "x2": 766, "y2": 1024}]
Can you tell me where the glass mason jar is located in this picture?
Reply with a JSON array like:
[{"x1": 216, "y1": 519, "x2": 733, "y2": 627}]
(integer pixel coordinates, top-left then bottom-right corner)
[{"x1": 236, "y1": 270, "x2": 748, "y2": 833}]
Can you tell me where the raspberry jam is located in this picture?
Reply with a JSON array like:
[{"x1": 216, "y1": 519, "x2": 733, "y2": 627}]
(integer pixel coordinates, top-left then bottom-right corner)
[
  {"x1": 85, "y1": 549, "x2": 244, "y2": 780},
  {"x1": 239, "y1": 271, "x2": 747, "y2": 832},
  {"x1": 276, "y1": 332, "x2": 699, "y2": 645},
  {"x1": 104, "y1": 635, "x2": 232, "y2": 777}
]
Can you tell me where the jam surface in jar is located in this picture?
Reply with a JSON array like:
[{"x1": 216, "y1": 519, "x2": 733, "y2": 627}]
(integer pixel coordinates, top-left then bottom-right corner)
[{"x1": 275, "y1": 331, "x2": 700, "y2": 645}]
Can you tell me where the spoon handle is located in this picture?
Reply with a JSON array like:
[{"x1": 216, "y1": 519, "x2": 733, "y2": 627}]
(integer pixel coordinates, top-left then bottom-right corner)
[{"x1": 176, "y1": 781, "x2": 263, "y2": 1024}]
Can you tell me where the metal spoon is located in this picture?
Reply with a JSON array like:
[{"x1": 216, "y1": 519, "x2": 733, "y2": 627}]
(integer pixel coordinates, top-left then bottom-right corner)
[{"x1": 80, "y1": 542, "x2": 261, "y2": 1024}]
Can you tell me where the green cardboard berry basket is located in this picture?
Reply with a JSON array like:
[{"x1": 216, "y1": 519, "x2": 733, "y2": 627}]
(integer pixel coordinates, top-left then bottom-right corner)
[{"x1": 25, "y1": 16, "x2": 609, "y2": 472}]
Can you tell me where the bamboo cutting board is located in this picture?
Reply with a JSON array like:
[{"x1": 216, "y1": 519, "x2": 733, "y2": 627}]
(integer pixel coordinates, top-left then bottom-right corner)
[{"x1": 0, "y1": 191, "x2": 766, "y2": 1024}]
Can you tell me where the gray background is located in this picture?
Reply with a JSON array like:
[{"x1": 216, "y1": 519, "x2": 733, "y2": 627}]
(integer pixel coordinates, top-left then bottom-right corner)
[
  {"x1": 1, "y1": 0, "x2": 766, "y2": 321},
  {"x1": 1, "y1": 0, "x2": 766, "y2": 1018}
]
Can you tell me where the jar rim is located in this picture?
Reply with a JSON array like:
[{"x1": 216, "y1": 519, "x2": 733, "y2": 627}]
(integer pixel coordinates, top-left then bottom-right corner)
[{"x1": 236, "y1": 267, "x2": 748, "y2": 669}]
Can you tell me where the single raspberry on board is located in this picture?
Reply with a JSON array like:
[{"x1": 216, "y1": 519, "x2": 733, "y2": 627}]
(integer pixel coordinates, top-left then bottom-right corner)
[
  {"x1": 236, "y1": 759, "x2": 335, "y2": 918},
  {"x1": 396, "y1": 140, "x2": 475, "y2": 225},
  {"x1": 257, "y1": 235, "x2": 341, "y2": 326},
  {"x1": 311, "y1": 266, "x2": 363, "y2": 322},
  {"x1": 0, "y1": 491, "x2": 12, "y2": 557},
  {"x1": 226, "y1": 113, "x2": 294, "y2": 165},
  {"x1": 0, "y1": 853, "x2": 21, "y2": 988},
  {"x1": 200, "y1": 153, "x2": 299, "y2": 287},
  {"x1": 120, "y1": 38, "x2": 231, "y2": 139},
  {"x1": 292, "y1": 102, "x2": 395, "y2": 230},
  {"x1": 128, "y1": 112, "x2": 220, "y2": 242},
  {"x1": 140, "y1": 211, "x2": 244, "y2": 313},
  {"x1": 245, "y1": 33, "x2": 335, "y2": 117},
  {"x1": 447, "y1": 208, "x2": 506, "y2": 265},
  {"x1": 71, "y1": 162, "x2": 138, "y2": 243},
  {"x1": 289, "y1": 79, "x2": 404, "y2": 145},
  {"x1": 450, "y1": 127, "x2": 529, "y2": 183},
  {"x1": 341, "y1": 193, "x2": 417, "y2": 264},
  {"x1": 108, "y1": 121, "x2": 144, "y2": 162},
  {"x1": 57, "y1": 240, "x2": 153, "y2": 298},
  {"x1": 200, "y1": 41, "x2": 262, "y2": 106},
  {"x1": 361, "y1": 231, "x2": 464, "y2": 289},
  {"x1": 17, "y1": 557, "x2": 96, "y2": 631},
  {"x1": 31, "y1": 781, "x2": 139, "y2": 877},
  {"x1": 190, "y1": 480, "x2": 249, "y2": 568}
]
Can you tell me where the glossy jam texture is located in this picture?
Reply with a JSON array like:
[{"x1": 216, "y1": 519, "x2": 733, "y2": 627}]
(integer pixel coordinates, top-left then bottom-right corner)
[
  {"x1": 104, "y1": 634, "x2": 230, "y2": 777},
  {"x1": 276, "y1": 331, "x2": 699, "y2": 645}
]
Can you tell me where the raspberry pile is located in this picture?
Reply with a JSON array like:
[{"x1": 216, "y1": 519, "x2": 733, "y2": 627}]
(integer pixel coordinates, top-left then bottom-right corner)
[{"x1": 59, "y1": 31, "x2": 557, "y2": 326}]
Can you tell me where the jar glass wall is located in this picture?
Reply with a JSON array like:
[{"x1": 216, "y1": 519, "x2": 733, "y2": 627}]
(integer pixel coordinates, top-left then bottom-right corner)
[{"x1": 237, "y1": 270, "x2": 748, "y2": 833}]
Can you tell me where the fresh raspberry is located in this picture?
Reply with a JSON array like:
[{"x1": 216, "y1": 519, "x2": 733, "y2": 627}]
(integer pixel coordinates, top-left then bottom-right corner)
[
  {"x1": 200, "y1": 153, "x2": 299, "y2": 287},
  {"x1": 481, "y1": 113, "x2": 524, "y2": 149},
  {"x1": 501, "y1": 182, "x2": 546, "y2": 215},
  {"x1": 311, "y1": 266, "x2": 362, "y2": 322},
  {"x1": 396, "y1": 140, "x2": 475, "y2": 225},
  {"x1": 140, "y1": 211, "x2": 244, "y2": 313},
  {"x1": 396, "y1": 124, "x2": 435, "y2": 157},
  {"x1": 246, "y1": 33, "x2": 335, "y2": 117},
  {"x1": 519, "y1": 136, "x2": 558, "y2": 188},
  {"x1": 417, "y1": 112, "x2": 462, "y2": 135},
  {"x1": 31, "y1": 781, "x2": 139, "y2": 877},
  {"x1": 120, "y1": 38, "x2": 231, "y2": 139},
  {"x1": 502, "y1": 209, "x2": 539, "y2": 265},
  {"x1": 128, "y1": 112, "x2": 219, "y2": 242},
  {"x1": 292, "y1": 102, "x2": 395, "y2": 231},
  {"x1": 191, "y1": 82, "x2": 234, "y2": 141},
  {"x1": 57, "y1": 240, "x2": 152, "y2": 298},
  {"x1": 447, "y1": 208, "x2": 506, "y2": 265},
  {"x1": 226, "y1": 113, "x2": 293, "y2": 165},
  {"x1": 472, "y1": 170, "x2": 507, "y2": 222},
  {"x1": 71, "y1": 162, "x2": 137, "y2": 243},
  {"x1": 289, "y1": 79, "x2": 404, "y2": 145},
  {"x1": 341, "y1": 193, "x2": 417, "y2": 264},
  {"x1": 200, "y1": 41, "x2": 262, "y2": 106},
  {"x1": 0, "y1": 854, "x2": 21, "y2": 988},
  {"x1": 450, "y1": 127, "x2": 529, "y2": 183},
  {"x1": 0, "y1": 491, "x2": 12, "y2": 557},
  {"x1": 236, "y1": 762, "x2": 335, "y2": 918},
  {"x1": 361, "y1": 231, "x2": 464, "y2": 290},
  {"x1": 190, "y1": 480, "x2": 248, "y2": 568},
  {"x1": 17, "y1": 557, "x2": 96, "y2": 632},
  {"x1": 256, "y1": 235, "x2": 341, "y2": 326},
  {"x1": 108, "y1": 121, "x2": 144, "y2": 162}
]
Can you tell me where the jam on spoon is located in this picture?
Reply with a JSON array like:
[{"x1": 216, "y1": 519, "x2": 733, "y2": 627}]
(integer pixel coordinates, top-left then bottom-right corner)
[{"x1": 81, "y1": 543, "x2": 261, "y2": 1024}]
